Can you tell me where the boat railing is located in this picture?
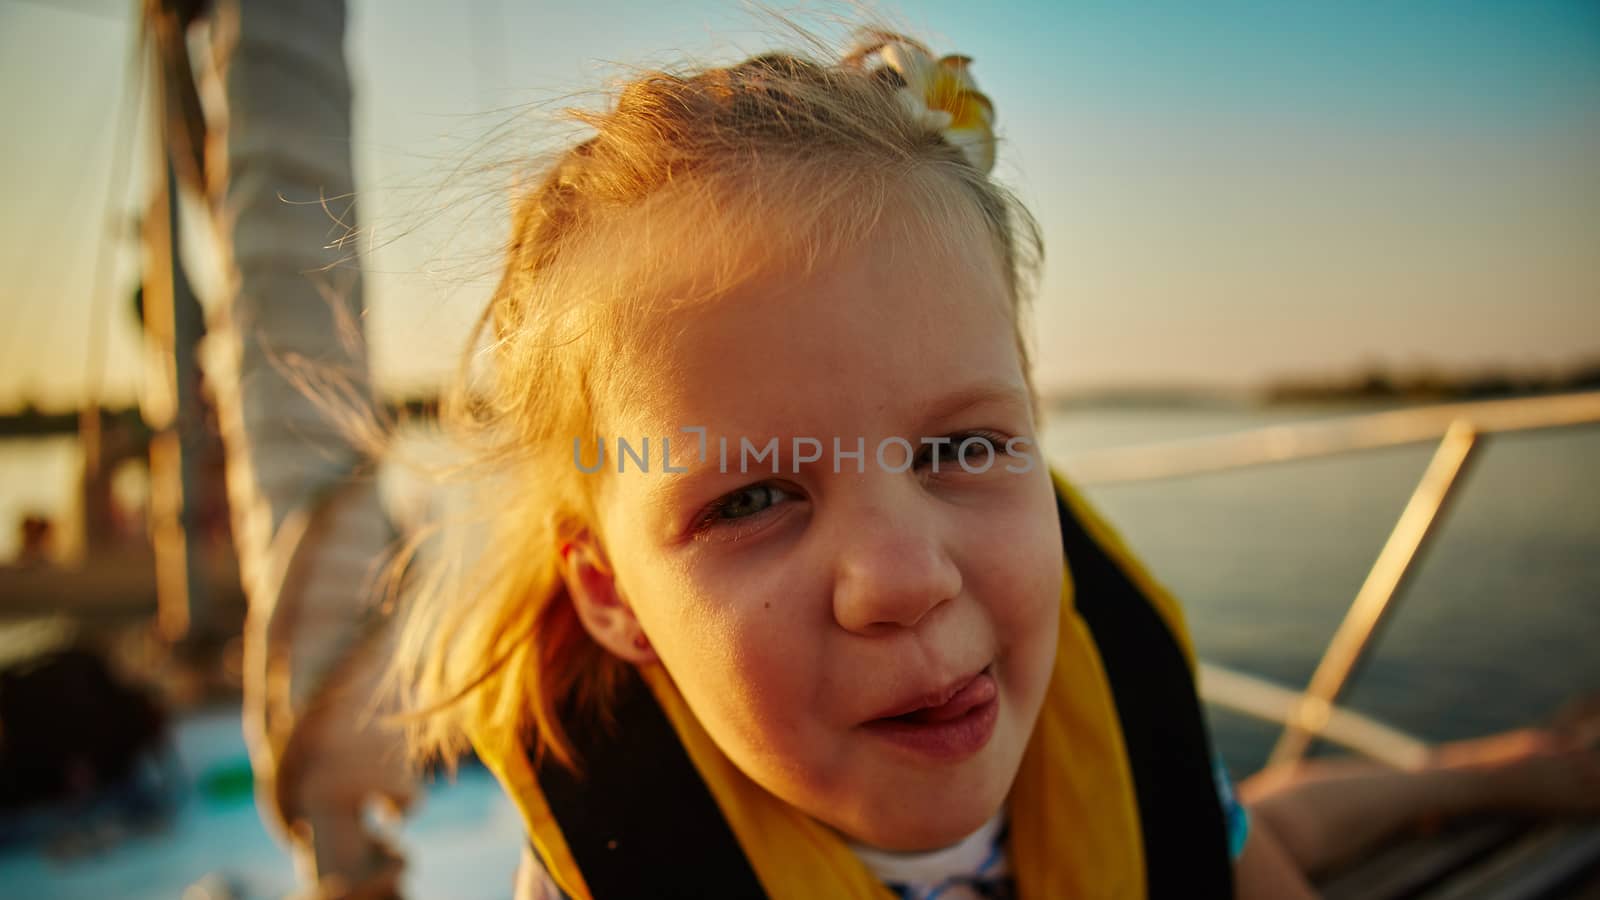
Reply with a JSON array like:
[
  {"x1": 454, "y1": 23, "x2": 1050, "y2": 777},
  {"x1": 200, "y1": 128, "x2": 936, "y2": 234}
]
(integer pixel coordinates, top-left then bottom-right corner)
[{"x1": 1061, "y1": 390, "x2": 1600, "y2": 770}]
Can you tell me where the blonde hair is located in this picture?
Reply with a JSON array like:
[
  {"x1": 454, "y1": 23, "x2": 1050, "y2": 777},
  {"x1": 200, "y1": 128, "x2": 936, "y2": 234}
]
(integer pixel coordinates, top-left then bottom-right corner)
[{"x1": 390, "y1": 31, "x2": 1044, "y2": 770}]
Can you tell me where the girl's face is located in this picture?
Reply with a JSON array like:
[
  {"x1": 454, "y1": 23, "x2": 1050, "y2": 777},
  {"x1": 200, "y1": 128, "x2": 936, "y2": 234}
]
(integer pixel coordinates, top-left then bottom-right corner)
[{"x1": 587, "y1": 203, "x2": 1063, "y2": 852}]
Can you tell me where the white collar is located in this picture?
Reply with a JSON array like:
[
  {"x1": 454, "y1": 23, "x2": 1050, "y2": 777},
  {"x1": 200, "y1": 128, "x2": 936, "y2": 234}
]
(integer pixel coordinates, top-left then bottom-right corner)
[{"x1": 846, "y1": 809, "x2": 1006, "y2": 887}]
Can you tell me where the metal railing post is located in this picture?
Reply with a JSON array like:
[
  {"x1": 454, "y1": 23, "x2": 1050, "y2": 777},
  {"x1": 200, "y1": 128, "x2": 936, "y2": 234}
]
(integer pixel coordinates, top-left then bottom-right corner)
[{"x1": 1268, "y1": 418, "x2": 1482, "y2": 767}]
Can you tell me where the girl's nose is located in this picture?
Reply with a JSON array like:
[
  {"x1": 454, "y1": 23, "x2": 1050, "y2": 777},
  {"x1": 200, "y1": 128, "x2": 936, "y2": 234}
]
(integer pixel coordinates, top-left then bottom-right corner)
[{"x1": 830, "y1": 496, "x2": 963, "y2": 634}]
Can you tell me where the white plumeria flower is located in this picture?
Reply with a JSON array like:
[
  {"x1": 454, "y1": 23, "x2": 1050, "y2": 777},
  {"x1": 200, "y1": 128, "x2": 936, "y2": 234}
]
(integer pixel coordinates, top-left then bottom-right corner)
[{"x1": 859, "y1": 35, "x2": 997, "y2": 173}]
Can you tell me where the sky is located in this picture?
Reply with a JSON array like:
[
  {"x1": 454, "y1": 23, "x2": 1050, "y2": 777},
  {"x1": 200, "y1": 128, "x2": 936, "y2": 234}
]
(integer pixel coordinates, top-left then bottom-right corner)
[{"x1": 1, "y1": 0, "x2": 1598, "y2": 411}]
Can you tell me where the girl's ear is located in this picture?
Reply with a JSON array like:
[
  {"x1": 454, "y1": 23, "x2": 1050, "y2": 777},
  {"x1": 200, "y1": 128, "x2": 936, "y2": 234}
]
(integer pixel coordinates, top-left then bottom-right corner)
[{"x1": 559, "y1": 533, "x2": 657, "y2": 665}]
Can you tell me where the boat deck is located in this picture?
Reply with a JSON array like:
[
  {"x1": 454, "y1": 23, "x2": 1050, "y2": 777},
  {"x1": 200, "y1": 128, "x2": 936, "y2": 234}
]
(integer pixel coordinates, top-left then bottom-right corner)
[{"x1": 1319, "y1": 820, "x2": 1600, "y2": 899}]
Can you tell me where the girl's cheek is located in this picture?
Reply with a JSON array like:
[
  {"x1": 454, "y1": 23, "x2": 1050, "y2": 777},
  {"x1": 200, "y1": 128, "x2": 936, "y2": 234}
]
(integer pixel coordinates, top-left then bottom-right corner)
[{"x1": 997, "y1": 536, "x2": 1064, "y2": 636}]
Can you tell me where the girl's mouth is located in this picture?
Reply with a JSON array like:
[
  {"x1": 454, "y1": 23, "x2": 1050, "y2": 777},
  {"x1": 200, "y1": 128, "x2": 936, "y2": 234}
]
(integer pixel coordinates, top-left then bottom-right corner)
[{"x1": 862, "y1": 665, "x2": 999, "y2": 761}]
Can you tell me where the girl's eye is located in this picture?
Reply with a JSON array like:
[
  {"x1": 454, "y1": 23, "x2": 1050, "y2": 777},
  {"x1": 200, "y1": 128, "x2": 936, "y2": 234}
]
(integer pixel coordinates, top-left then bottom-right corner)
[
  {"x1": 695, "y1": 483, "x2": 794, "y2": 533},
  {"x1": 916, "y1": 431, "x2": 1010, "y2": 470}
]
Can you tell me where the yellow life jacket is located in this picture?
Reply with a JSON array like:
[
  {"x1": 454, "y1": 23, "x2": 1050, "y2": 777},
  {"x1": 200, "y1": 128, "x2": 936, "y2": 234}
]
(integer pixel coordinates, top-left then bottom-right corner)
[{"x1": 473, "y1": 469, "x2": 1233, "y2": 899}]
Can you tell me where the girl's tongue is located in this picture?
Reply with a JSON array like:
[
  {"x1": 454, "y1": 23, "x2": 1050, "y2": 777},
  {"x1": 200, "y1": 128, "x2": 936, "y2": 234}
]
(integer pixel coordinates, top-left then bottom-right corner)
[{"x1": 889, "y1": 671, "x2": 997, "y2": 725}]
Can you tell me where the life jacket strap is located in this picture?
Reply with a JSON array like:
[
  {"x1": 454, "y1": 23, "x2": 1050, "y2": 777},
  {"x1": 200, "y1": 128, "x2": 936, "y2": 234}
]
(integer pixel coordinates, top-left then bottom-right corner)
[{"x1": 534, "y1": 671, "x2": 768, "y2": 899}]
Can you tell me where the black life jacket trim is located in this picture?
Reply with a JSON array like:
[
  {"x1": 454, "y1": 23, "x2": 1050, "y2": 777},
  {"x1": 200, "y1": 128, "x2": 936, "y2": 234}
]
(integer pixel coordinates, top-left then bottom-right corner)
[
  {"x1": 528, "y1": 489, "x2": 1234, "y2": 899},
  {"x1": 1055, "y1": 490, "x2": 1236, "y2": 899},
  {"x1": 533, "y1": 670, "x2": 768, "y2": 899}
]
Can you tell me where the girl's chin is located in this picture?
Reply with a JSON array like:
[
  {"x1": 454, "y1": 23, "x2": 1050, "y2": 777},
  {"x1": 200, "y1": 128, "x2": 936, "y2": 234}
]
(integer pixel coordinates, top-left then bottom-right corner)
[
  {"x1": 841, "y1": 800, "x2": 1005, "y2": 853},
  {"x1": 821, "y1": 769, "x2": 1010, "y2": 852},
  {"x1": 836, "y1": 734, "x2": 1019, "y2": 849}
]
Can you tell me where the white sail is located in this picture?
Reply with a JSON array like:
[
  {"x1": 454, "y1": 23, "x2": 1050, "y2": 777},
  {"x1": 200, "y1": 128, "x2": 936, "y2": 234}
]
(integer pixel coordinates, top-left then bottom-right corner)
[{"x1": 188, "y1": 0, "x2": 416, "y2": 894}]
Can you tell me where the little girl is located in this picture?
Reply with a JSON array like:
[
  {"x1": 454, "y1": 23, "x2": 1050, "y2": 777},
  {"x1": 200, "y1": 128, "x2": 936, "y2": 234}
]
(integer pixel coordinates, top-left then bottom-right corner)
[{"x1": 389, "y1": 27, "x2": 1598, "y2": 900}]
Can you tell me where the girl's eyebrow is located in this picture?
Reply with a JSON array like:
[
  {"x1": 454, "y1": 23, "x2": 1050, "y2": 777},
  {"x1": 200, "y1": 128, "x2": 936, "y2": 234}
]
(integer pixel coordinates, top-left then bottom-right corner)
[{"x1": 917, "y1": 380, "x2": 1031, "y2": 427}]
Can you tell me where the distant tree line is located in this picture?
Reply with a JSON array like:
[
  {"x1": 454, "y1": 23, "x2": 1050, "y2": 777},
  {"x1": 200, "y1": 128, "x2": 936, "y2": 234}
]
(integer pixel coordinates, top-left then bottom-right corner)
[
  {"x1": 1044, "y1": 357, "x2": 1600, "y2": 410},
  {"x1": 1261, "y1": 359, "x2": 1600, "y2": 404}
]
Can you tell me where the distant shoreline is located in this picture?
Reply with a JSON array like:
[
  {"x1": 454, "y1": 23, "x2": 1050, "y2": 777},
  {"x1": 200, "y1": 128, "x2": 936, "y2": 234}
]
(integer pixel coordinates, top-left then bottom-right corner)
[{"x1": 1046, "y1": 361, "x2": 1600, "y2": 412}]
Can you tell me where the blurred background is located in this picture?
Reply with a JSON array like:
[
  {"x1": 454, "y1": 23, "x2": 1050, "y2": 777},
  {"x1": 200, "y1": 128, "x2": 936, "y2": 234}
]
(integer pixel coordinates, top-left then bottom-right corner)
[{"x1": 1, "y1": 1, "x2": 1596, "y2": 897}]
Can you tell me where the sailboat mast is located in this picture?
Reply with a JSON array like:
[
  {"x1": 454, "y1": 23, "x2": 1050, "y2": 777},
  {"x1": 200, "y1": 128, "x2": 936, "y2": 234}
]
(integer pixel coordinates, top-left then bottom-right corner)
[{"x1": 143, "y1": 12, "x2": 214, "y2": 645}]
